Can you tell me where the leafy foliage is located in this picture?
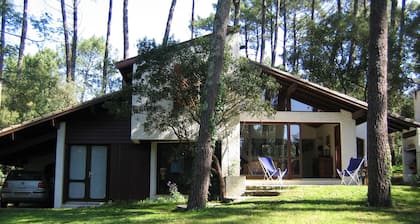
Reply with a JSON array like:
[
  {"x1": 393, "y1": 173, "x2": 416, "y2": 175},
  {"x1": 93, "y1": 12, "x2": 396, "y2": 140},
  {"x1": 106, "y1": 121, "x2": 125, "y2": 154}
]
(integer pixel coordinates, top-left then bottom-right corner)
[
  {"x1": 134, "y1": 37, "x2": 278, "y2": 140},
  {"x1": 0, "y1": 49, "x2": 77, "y2": 128},
  {"x1": 76, "y1": 37, "x2": 121, "y2": 101},
  {"x1": 194, "y1": 0, "x2": 419, "y2": 118}
]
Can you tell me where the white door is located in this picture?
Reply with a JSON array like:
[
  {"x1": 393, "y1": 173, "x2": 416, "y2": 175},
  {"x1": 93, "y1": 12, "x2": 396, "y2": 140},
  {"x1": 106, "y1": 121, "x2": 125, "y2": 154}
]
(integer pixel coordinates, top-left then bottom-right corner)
[{"x1": 68, "y1": 145, "x2": 108, "y2": 201}]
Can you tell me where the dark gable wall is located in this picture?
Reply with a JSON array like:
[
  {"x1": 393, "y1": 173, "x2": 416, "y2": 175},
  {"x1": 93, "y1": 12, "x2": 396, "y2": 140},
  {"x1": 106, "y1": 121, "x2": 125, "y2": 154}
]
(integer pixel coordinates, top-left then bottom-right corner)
[{"x1": 65, "y1": 105, "x2": 150, "y2": 201}]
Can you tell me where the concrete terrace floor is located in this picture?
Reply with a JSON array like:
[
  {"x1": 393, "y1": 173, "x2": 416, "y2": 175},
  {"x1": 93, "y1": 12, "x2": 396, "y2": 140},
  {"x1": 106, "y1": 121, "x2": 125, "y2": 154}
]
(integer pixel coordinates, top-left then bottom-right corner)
[{"x1": 246, "y1": 178, "x2": 342, "y2": 186}]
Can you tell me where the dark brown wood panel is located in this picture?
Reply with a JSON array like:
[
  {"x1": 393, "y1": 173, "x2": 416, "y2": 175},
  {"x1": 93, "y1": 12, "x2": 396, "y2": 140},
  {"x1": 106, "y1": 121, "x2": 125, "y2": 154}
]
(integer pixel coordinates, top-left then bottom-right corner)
[
  {"x1": 66, "y1": 112, "x2": 131, "y2": 144},
  {"x1": 109, "y1": 143, "x2": 150, "y2": 201}
]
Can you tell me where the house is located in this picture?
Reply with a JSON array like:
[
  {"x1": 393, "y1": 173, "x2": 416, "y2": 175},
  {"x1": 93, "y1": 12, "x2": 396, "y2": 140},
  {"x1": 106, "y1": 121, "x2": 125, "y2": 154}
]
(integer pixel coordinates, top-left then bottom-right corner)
[
  {"x1": 0, "y1": 93, "x2": 151, "y2": 208},
  {"x1": 0, "y1": 34, "x2": 419, "y2": 208},
  {"x1": 401, "y1": 90, "x2": 420, "y2": 183}
]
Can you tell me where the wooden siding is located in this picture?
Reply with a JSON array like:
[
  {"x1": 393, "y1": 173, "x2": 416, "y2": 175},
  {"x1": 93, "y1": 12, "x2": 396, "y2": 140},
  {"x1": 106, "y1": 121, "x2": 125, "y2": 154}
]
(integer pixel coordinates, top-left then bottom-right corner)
[
  {"x1": 65, "y1": 106, "x2": 151, "y2": 201},
  {"x1": 66, "y1": 111, "x2": 131, "y2": 144},
  {"x1": 109, "y1": 143, "x2": 150, "y2": 200}
]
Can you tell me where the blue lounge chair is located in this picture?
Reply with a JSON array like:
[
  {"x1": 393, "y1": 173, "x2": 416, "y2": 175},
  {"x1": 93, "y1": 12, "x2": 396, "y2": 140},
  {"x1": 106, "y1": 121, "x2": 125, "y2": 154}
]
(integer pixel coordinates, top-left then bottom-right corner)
[
  {"x1": 336, "y1": 157, "x2": 365, "y2": 185},
  {"x1": 258, "y1": 156, "x2": 287, "y2": 185}
]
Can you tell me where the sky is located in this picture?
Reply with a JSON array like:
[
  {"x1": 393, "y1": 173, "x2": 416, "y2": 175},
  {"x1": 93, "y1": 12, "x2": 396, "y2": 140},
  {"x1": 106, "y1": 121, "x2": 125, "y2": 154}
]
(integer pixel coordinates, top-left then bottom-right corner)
[{"x1": 16, "y1": 0, "x2": 218, "y2": 60}]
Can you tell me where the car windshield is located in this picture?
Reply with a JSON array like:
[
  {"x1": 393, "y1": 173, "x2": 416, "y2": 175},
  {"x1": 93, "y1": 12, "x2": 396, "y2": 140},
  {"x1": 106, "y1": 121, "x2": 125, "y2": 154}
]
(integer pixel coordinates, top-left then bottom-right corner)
[{"x1": 6, "y1": 171, "x2": 43, "y2": 180}]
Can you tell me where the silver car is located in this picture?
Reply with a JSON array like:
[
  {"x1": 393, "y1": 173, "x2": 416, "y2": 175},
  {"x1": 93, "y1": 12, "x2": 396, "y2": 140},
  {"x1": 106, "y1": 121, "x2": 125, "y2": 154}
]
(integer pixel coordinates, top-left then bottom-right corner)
[{"x1": 0, "y1": 170, "x2": 50, "y2": 208}]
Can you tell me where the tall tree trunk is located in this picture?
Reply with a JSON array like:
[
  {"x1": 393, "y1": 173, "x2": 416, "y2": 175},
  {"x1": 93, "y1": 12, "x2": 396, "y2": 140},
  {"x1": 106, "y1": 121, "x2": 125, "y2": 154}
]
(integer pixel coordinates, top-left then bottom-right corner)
[
  {"x1": 61, "y1": 0, "x2": 72, "y2": 82},
  {"x1": 102, "y1": 0, "x2": 112, "y2": 95},
  {"x1": 71, "y1": 0, "x2": 78, "y2": 81},
  {"x1": 292, "y1": 12, "x2": 297, "y2": 73},
  {"x1": 244, "y1": 22, "x2": 249, "y2": 58},
  {"x1": 212, "y1": 154, "x2": 225, "y2": 201},
  {"x1": 330, "y1": 0, "x2": 345, "y2": 90},
  {"x1": 17, "y1": 0, "x2": 28, "y2": 78},
  {"x1": 346, "y1": 0, "x2": 358, "y2": 79},
  {"x1": 255, "y1": 24, "x2": 259, "y2": 61},
  {"x1": 397, "y1": 0, "x2": 405, "y2": 58},
  {"x1": 390, "y1": 0, "x2": 397, "y2": 29},
  {"x1": 123, "y1": 0, "x2": 129, "y2": 59},
  {"x1": 187, "y1": 0, "x2": 230, "y2": 210},
  {"x1": 354, "y1": 0, "x2": 359, "y2": 14},
  {"x1": 337, "y1": 0, "x2": 341, "y2": 14},
  {"x1": 311, "y1": 0, "x2": 315, "y2": 21},
  {"x1": 233, "y1": 0, "x2": 240, "y2": 27},
  {"x1": 271, "y1": 0, "x2": 280, "y2": 67},
  {"x1": 260, "y1": 0, "x2": 266, "y2": 63},
  {"x1": 363, "y1": 0, "x2": 368, "y2": 18},
  {"x1": 367, "y1": 0, "x2": 391, "y2": 207},
  {"x1": 282, "y1": 0, "x2": 287, "y2": 69},
  {"x1": 163, "y1": 0, "x2": 177, "y2": 46},
  {"x1": 0, "y1": 0, "x2": 6, "y2": 108},
  {"x1": 388, "y1": 0, "x2": 397, "y2": 92},
  {"x1": 191, "y1": 0, "x2": 195, "y2": 39}
]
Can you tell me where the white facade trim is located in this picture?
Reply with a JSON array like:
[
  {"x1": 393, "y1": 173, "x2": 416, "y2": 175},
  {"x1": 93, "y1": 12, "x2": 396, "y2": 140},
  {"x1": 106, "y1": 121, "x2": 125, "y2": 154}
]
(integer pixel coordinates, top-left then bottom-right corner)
[
  {"x1": 221, "y1": 123, "x2": 241, "y2": 177},
  {"x1": 54, "y1": 122, "x2": 66, "y2": 208},
  {"x1": 240, "y1": 110, "x2": 357, "y2": 171},
  {"x1": 149, "y1": 142, "x2": 157, "y2": 198}
]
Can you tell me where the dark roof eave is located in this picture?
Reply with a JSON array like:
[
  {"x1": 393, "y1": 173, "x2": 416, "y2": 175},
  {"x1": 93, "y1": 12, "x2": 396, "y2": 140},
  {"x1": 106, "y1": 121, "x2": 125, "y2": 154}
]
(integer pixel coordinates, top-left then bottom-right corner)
[
  {"x1": 254, "y1": 61, "x2": 420, "y2": 132},
  {"x1": 0, "y1": 92, "x2": 119, "y2": 138},
  {"x1": 115, "y1": 56, "x2": 137, "y2": 71}
]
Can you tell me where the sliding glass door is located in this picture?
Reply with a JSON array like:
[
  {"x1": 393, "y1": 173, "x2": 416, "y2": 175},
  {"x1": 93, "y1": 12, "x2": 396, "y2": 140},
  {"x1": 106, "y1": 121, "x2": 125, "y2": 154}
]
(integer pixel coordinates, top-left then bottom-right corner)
[{"x1": 240, "y1": 123, "x2": 301, "y2": 177}]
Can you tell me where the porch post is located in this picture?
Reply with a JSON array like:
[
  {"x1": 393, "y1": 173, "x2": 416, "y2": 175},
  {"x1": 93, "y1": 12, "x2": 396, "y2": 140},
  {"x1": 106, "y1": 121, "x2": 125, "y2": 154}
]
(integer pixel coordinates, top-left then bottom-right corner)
[
  {"x1": 340, "y1": 110, "x2": 358, "y2": 169},
  {"x1": 54, "y1": 122, "x2": 66, "y2": 208},
  {"x1": 222, "y1": 122, "x2": 241, "y2": 177},
  {"x1": 149, "y1": 142, "x2": 157, "y2": 198}
]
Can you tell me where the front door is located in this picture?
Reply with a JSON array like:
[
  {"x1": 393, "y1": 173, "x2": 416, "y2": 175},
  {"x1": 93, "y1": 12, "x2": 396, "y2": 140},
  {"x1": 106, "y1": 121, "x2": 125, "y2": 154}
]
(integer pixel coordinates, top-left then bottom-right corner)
[{"x1": 67, "y1": 145, "x2": 108, "y2": 201}]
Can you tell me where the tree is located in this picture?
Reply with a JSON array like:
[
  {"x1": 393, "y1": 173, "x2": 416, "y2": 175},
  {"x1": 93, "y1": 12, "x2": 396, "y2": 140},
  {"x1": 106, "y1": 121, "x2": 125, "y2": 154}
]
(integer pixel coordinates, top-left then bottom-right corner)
[
  {"x1": 281, "y1": 0, "x2": 288, "y2": 68},
  {"x1": 271, "y1": 0, "x2": 280, "y2": 67},
  {"x1": 367, "y1": 0, "x2": 391, "y2": 207},
  {"x1": 76, "y1": 37, "x2": 118, "y2": 101},
  {"x1": 60, "y1": 0, "x2": 72, "y2": 81},
  {"x1": 123, "y1": 0, "x2": 129, "y2": 59},
  {"x1": 17, "y1": 0, "x2": 28, "y2": 78},
  {"x1": 0, "y1": 0, "x2": 6, "y2": 108},
  {"x1": 71, "y1": 0, "x2": 78, "y2": 81},
  {"x1": 260, "y1": 0, "x2": 266, "y2": 63},
  {"x1": 102, "y1": 0, "x2": 112, "y2": 94},
  {"x1": 187, "y1": 0, "x2": 231, "y2": 210},
  {"x1": 191, "y1": 0, "x2": 195, "y2": 39},
  {"x1": 233, "y1": 0, "x2": 240, "y2": 27},
  {"x1": 163, "y1": 0, "x2": 177, "y2": 46},
  {"x1": 0, "y1": 49, "x2": 77, "y2": 127}
]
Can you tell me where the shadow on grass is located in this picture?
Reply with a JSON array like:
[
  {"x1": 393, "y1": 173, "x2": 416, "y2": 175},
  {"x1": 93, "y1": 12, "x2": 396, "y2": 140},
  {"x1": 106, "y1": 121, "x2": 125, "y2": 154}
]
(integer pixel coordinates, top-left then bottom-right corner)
[
  {"x1": 0, "y1": 205, "x2": 155, "y2": 224},
  {"x1": 1, "y1": 186, "x2": 419, "y2": 224},
  {"x1": 184, "y1": 197, "x2": 419, "y2": 224}
]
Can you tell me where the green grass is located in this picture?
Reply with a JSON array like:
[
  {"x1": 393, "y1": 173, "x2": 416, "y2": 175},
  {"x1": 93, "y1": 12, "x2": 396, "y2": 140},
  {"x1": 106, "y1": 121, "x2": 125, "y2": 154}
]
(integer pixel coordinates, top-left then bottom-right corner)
[{"x1": 0, "y1": 185, "x2": 419, "y2": 224}]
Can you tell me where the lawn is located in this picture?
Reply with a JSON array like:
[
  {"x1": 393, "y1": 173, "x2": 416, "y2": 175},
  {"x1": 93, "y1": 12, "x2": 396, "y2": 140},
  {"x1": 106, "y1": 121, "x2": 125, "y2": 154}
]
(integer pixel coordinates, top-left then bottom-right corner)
[{"x1": 0, "y1": 185, "x2": 419, "y2": 224}]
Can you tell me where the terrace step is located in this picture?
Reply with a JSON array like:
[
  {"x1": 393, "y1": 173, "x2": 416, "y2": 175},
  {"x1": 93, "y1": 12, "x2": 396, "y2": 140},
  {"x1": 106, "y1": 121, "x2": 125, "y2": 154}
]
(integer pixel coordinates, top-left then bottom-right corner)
[
  {"x1": 246, "y1": 184, "x2": 284, "y2": 191},
  {"x1": 62, "y1": 201, "x2": 103, "y2": 208},
  {"x1": 244, "y1": 183, "x2": 285, "y2": 196},
  {"x1": 244, "y1": 190, "x2": 282, "y2": 196}
]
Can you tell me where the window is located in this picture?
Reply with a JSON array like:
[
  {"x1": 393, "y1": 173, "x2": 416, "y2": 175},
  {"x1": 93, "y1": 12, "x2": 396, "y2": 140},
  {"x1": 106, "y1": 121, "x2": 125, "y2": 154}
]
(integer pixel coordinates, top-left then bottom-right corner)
[
  {"x1": 291, "y1": 99, "x2": 313, "y2": 112},
  {"x1": 356, "y1": 138, "x2": 364, "y2": 158},
  {"x1": 240, "y1": 123, "x2": 302, "y2": 176},
  {"x1": 157, "y1": 143, "x2": 193, "y2": 194}
]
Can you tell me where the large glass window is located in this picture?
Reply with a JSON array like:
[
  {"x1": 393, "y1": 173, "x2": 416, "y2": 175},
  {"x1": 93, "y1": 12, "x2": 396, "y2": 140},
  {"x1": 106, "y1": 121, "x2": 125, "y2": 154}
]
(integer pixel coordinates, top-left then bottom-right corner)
[
  {"x1": 241, "y1": 123, "x2": 301, "y2": 176},
  {"x1": 291, "y1": 99, "x2": 313, "y2": 112},
  {"x1": 157, "y1": 143, "x2": 193, "y2": 194}
]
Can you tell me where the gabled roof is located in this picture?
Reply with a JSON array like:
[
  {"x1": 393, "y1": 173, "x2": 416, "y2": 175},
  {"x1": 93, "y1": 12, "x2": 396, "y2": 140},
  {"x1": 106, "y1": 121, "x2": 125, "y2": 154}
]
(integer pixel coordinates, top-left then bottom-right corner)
[
  {"x1": 0, "y1": 92, "x2": 118, "y2": 138},
  {"x1": 255, "y1": 62, "x2": 420, "y2": 132},
  {"x1": 115, "y1": 53, "x2": 420, "y2": 133}
]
